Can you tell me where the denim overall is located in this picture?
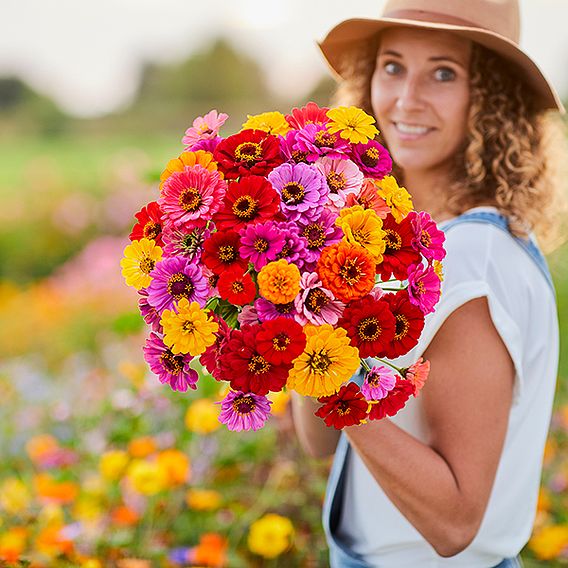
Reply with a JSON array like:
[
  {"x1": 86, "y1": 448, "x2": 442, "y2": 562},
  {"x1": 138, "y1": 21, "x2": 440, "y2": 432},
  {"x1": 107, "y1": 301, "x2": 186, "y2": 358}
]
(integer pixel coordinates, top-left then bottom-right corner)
[{"x1": 323, "y1": 211, "x2": 554, "y2": 568}]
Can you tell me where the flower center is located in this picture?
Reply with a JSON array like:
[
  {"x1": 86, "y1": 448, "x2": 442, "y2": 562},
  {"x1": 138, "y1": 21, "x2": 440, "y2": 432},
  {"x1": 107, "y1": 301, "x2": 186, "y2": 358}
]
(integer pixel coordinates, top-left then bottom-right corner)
[
  {"x1": 275, "y1": 302, "x2": 294, "y2": 314},
  {"x1": 277, "y1": 244, "x2": 291, "y2": 259},
  {"x1": 235, "y1": 141, "x2": 262, "y2": 164},
  {"x1": 182, "y1": 320, "x2": 196, "y2": 333},
  {"x1": 314, "y1": 130, "x2": 336, "y2": 148},
  {"x1": 302, "y1": 223, "x2": 326, "y2": 249},
  {"x1": 181, "y1": 229, "x2": 204, "y2": 254},
  {"x1": 139, "y1": 256, "x2": 155, "y2": 274},
  {"x1": 292, "y1": 150, "x2": 308, "y2": 163},
  {"x1": 167, "y1": 272, "x2": 194, "y2": 300},
  {"x1": 361, "y1": 147, "x2": 379, "y2": 168},
  {"x1": 231, "y1": 281, "x2": 245, "y2": 293},
  {"x1": 233, "y1": 395, "x2": 256, "y2": 415},
  {"x1": 394, "y1": 314, "x2": 410, "y2": 341},
  {"x1": 358, "y1": 316, "x2": 381, "y2": 341},
  {"x1": 218, "y1": 244, "x2": 237, "y2": 263},
  {"x1": 179, "y1": 187, "x2": 202, "y2": 213},
  {"x1": 281, "y1": 182, "x2": 305, "y2": 204},
  {"x1": 416, "y1": 281, "x2": 426, "y2": 295},
  {"x1": 272, "y1": 333, "x2": 291, "y2": 351},
  {"x1": 248, "y1": 354, "x2": 270, "y2": 375},
  {"x1": 367, "y1": 371, "x2": 381, "y2": 388},
  {"x1": 336, "y1": 401, "x2": 351, "y2": 416},
  {"x1": 338, "y1": 259, "x2": 363, "y2": 285},
  {"x1": 232, "y1": 195, "x2": 258, "y2": 220},
  {"x1": 254, "y1": 238, "x2": 269, "y2": 253},
  {"x1": 305, "y1": 288, "x2": 329, "y2": 314},
  {"x1": 352, "y1": 229, "x2": 369, "y2": 246},
  {"x1": 160, "y1": 351, "x2": 183, "y2": 375},
  {"x1": 143, "y1": 221, "x2": 161, "y2": 240},
  {"x1": 326, "y1": 171, "x2": 346, "y2": 193},
  {"x1": 208, "y1": 273, "x2": 219, "y2": 288},
  {"x1": 421, "y1": 230, "x2": 432, "y2": 248},
  {"x1": 308, "y1": 350, "x2": 332, "y2": 374},
  {"x1": 384, "y1": 229, "x2": 402, "y2": 251}
]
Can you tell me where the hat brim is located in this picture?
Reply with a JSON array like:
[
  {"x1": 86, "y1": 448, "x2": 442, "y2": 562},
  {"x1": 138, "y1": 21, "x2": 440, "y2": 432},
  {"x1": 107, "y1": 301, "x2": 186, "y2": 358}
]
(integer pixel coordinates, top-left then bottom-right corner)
[{"x1": 318, "y1": 17, "x2": 565, "y2": 114}]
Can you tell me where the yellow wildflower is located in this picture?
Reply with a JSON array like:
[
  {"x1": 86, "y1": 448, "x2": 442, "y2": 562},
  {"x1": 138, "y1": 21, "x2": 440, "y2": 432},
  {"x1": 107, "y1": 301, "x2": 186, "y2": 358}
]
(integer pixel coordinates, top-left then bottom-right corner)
[
  {"x1": 185, "y1": 399, "x2": 221, "y2": 434},
  {"x1": 99, "y1": 450, "x2": 130, "y2": 481},
  {"x1": 529, "y1": 524, "x2": 568, "y2": 561},
  {"x1": 267, "y1": 390, "x2": 290, "y2": 416},
  {"x1": 0, "y1": 478, "x2": 31, "y2": 515},
  {"x1": 73, "y1": 496, "x2": 103, "y2": 522},
  {"x1": 258, "y1": 259, "x2": 301, "y2": 304},
  {"x1": 186, "y1": 488, "x2": 223, "y2": 511},
  {"x1": 326, "y1": 106, "x2": 379, "y2": 144},
  {"x1": 336, "y1": 205, "x2": 386, "y2": 261},
  {"x1": 161, "y1": 298, "x2": 218, "y2": 356},
  {"x1": 0, "y1": 527, "x2": 28, "y2": 563},
  {"x1": 375, "y1": 175, "x2": 413, "y2": 223},
  {"x1": 120, "y1": 238, "x2": 163, "y2": 290},
  {"x1": 242, "y1": 111, "x2": 291, "y2": 136},
  {"x1": 248, "y1": 513, "x2": 294, "y2": 559},
  {"x1": 156, "y1": 449, "x2": 191, "y2": 486},
  {"x1": 160, "y1": 150, "x2": 218, "y2": 191},
  {"x1": 126, "y1": 460, "x2": 168, "y2": 496}
]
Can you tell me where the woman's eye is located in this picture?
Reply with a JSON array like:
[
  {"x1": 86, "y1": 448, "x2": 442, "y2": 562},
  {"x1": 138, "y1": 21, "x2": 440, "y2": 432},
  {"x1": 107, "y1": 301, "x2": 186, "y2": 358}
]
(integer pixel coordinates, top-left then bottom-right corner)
[
  {"x1": 383, "y1": 61, "x2": 402, "y2": 75},
  {"x1": 434, "y1": 67, "x2": 456, "y2": 82}
]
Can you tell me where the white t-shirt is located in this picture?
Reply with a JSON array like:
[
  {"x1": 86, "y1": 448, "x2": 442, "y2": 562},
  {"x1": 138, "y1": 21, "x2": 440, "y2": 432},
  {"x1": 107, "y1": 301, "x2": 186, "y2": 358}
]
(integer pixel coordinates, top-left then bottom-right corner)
[{"x1": 336, "y1": 207, "x2": 559, "y2": 568}]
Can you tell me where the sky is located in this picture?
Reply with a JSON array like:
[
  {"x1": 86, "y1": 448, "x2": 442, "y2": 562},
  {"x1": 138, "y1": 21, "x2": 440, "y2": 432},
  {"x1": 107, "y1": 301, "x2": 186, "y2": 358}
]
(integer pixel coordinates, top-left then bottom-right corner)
[{"x1": 1, "y1": 0, "x2": 567, "y2": 117}]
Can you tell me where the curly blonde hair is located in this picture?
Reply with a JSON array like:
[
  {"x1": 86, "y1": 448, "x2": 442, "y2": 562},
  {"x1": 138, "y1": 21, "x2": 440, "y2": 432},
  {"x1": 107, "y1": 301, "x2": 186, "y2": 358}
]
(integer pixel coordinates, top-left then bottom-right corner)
[{"x1": 332, "y1": 38, "x2": 567, "y2": 252}]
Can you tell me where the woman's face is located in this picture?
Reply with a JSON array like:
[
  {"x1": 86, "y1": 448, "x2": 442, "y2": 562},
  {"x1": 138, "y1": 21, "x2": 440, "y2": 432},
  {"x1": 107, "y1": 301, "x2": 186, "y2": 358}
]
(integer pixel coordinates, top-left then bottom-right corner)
[{"x1": 371, "y1": 27, "x2": 472, "y2": 175}]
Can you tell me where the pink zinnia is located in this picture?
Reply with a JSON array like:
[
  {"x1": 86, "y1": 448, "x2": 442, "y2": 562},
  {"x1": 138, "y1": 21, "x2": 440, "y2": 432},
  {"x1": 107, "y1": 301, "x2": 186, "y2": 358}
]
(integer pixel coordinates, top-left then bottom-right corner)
[
  {"x1": 280, "y1": 130, "x2": 309, "y2": 164},
  {"x1": 404, "y1": 357, "x2": 431, "y2": 396},
  {"x1": 315, "y1": 156, "x2": 364, "y2": 211},
  {"x1": 361, "y1": 365, "x2": 397, "y2": 401},
  {"x1": 351, "y1": 140, "x2": 392, "y2": 179},
  {"x1": 407, "y1": 263, "x2": 441, "y2": 315},
  {"x1": 162, "y1": 224, "x2": 210, "y2": 261},
  {"x1": 410, "y1": 211, "x2": 446, "y2": 261},
  {"x1": 239, "y1": 220, "x2": 285, "y2": 271},
  {"x1": 182, "y1": 109, "x2": 228, "y2": 148},
  {"x1": 297, "y1": 209, "x2": 343, "y2": 268},
  {"x1": 218, "y1": 390, "x2": 272, "y2": 431},
  {"x1": 294, "y1": 272, "x2": 344, "y2": 326},
  {"x1": 255, "y1": 297, "x2": 298, "y2": 322},
  {"x1": 159, "y1": 165, "x2": 226, "y2": 229},
  {"x1": 238, "y1": 304, "x2": 261, "y2": 326},
  {"x1": 345, "y1": 179, "x2": 391, "y2": 219},
  {"x1": 285, "y1": 102, "x2": 330, "y2": 130},
  {"x1": 138, "y1": 288, "x2": 162, "y2": 333},
  {"x1": 143, "y1": 332, "x2": 198, "y2": 392},
  {"x1": 294, "y1": 123, "x2": 350, "y2": 162}
]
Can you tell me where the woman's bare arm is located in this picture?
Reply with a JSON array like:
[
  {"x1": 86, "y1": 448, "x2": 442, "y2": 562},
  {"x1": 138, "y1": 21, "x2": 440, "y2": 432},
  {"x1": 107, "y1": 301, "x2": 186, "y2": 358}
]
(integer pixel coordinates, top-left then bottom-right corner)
[{"x1": 345, "y1": 297, "x2": 515, "y2": 557}]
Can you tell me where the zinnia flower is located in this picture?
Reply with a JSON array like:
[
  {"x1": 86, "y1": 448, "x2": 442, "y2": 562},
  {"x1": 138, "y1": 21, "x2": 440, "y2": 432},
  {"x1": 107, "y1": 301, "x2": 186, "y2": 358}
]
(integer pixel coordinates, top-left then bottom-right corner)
[
  {"x1": 121, "y1": 238, "x2": 163, "y2": 290},
  {"x1": 368, "y1": 377, "x2": 414, "y2": 420},
  {"x1": 294, "y1": 123, "x2": 350, "y2": 162},
  {"x1": 272, "y1": 222, "x2": 308, "y2": 269},
  {"x1": 160, "y1": 150, "x2": 218, "y2": 191},
  {"x1": 143, "y1": 332, "x2": 198, "y2": 392},
  {"x1": 162, "y1": 224, "x2": 210, "y2": 261},
  {"x1": 130, "y1": 201, "x2": 164, "y2": 246},
  {"x1": 248, "y1": 514, "x2": 294, "y2": 559},
  {"x1": 280, "y1": 129, "x2": 309, "y2": 164},
  {"x1": 294, "y1": 272, "x2": 344, "y2": 326},
  {"x1": 316, "y1": 242, "x2": 376, "y2": 303},
  {"x1": 268, "y1": 162, "x2": 328, "y2": 222},
  {"x1": 336, "y1": 205, "x2": 386, "y2": 261},
  {"x1": 161, "y1": 298, "x2": 218, "y2": 356},
  {"x1": 239, "y1": 221, "x2": 285, "y2": 271},
  {"x1": 147, "y1": 256, "x2": 209, "y2": 314},
  {"x1": 376, "y1": 175, "x2": 413, "y2": 223},
  {"x1": 410, "y1": 211, "x2": 446, "y2": 261},
  {"x1": 238, "y1": 304, "x2": 261, "y2": 326},
  {"x1": 201, "y1": 230, "x2": 248, "y2": 275},
  {"x1": 255, "y1": 316, "x2": 306, "y2": 365},
  {"x1": 381, "y1": 290, "x2": 425, "y2": 358},
  {"x1": 350, "y1": 140, "x2": 392, "y2": 179},
  {"x1": 188, "y1": 136, "x2": 222, "y2": 154},
  {"x1": 286, "y1": 101, "x2": 329, "y2": 129},
  {"x1": 213, "y1": 129, "x2": 284, "y2": 179},
  {"x1": 403, "y1": 357, "x2": 430, "y2": 396},
  {"x1": 138, "y1": 288, "x2": 162, "y2": 332},
  {"x1": 242, "y1": 111, "x2": 290, "y2": 136},
  {"x1": 255, "y1": 298, "x2": 298, "y2": 322},
  {"x1": 218, "y1": 390, "x2": 272, "y2": 432},
  {"x1": 407, "y1": 262, "x2": 441, "y2": 315},
  {"x1": 217, "y1": 267, "x2": 256, "y2": 306},
  {"x1": 315, "y1": 156, "x2": 364, "y2": 210},
  {"x1": 326, "y1": 106, "x2": 379, "y2": 144},
  {"x1": 182, "y1": 109, "x2": 228, "y2": 148},
  {"x1": 200, "y1": 314, "x2": 232, "y2": 381},
  {"x1": 287, "y1": 324, "x2": 360, "y2": 397},
  {"x1": 258, "y1": 259, "x2": 301, "y2": 305},
  {"x1": 159, "y1": 165, "x2": 226, "y2": 229},
  {"x1": 338, "y1": 295, "x2": 396, "y2": 358},
  {"x1": 345, "y1": 179, "x2": 391, "y2": 218},
  {"x1": 214, "y1": 175, "x2": 280, "y2": 231},
  {"x1": 298, "y1": 209, "x2": 343, "y2": 267},
  {"x1": 315, "y1": 382, "x2": 369, "y2": 429},
  {"x1": 361, "y1": 365, "x2": 397, "y2": 400}
]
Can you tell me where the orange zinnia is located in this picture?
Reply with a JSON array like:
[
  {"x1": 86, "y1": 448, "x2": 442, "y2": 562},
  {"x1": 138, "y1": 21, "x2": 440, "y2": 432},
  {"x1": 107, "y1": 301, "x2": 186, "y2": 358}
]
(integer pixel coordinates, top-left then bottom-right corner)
[
  {"x1": 159, "y1": 150, "x2": 219, "y2": 190},
  {"x1": 316, "y1": 242, "x2": 375, "y2": 303},
  {"x1": 257, "y1": 259, "x2": 301, "y2": 304}
]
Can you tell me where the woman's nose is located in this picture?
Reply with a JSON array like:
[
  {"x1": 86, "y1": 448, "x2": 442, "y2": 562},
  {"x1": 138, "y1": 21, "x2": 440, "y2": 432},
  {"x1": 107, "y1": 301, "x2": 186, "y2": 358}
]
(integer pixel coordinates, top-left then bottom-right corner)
[{"x1": 395, "y1": 75, "x2": 426, "y2": 112}]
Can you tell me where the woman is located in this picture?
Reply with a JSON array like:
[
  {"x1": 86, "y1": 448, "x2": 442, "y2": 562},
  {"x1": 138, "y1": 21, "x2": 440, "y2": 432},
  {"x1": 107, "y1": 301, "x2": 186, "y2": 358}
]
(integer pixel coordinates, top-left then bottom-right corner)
[{"x1": 291, "y1": 0, "x2": 566, "y2": 566}]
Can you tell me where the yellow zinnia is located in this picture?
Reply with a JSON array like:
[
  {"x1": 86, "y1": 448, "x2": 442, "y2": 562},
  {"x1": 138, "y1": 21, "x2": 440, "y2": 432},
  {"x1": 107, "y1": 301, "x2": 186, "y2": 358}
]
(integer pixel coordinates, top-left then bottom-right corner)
[
  {"x1": 287, "y1": 324, "x2": 360, "y2": 397},
  {"x1": 248, "y1": 513, "x2": 294, "y2": 559},
  {"x1": 99, "y1": 450, "x2": 129, "y2": 481},
  {"x1": 160, "y1": 150, "x2": 219, "y2": 190},
  {"x1": 336, "y1": 205, "x2": 386, "y2": 261},
  {"x1": 375, "y1": 175, "x2": 414, "y2": 223},
  {"x1": 186, "y1": 488, "x2": 222, "y2": 511},
  {"x1": 120, "y1": 238, "x2": 163, "y2": 290},
  {"x1": 156, "y1": 449, "x2": 191, "y2": 486},
  {"x1": 326, "y1": 106, "x2": 379, "y2": 144},
  {"x1": 529, "y1": 524, "x2": 568, "y2": 561},
  {"x1": 185, "y1": 399, "x2": 221, "y2": 434},
  {"x1": 257, "y1": 259, "x2": 301, "y2": 304},
  {"x1": 242, "y1": 111, "x2": 291, "y2": 136},
  {"x1": 126, "y1": 459, "x2": 168, "y2": 496},
  {"x1": 161, "y1": 298, "x2": 218, "y2": 356}
]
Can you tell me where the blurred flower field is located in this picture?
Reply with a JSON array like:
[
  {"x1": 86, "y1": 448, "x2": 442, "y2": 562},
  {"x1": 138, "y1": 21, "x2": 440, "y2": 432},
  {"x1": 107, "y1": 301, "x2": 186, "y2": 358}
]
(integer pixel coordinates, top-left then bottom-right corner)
[{"x1": 1, "y1": 134, "x2": 568, "y2": 566}]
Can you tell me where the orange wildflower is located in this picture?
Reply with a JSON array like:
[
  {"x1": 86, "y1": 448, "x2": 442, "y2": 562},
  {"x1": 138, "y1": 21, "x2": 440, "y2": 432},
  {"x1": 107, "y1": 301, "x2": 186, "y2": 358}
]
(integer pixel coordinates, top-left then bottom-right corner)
[
  {"x1": 34, "y1": 474, "x2": 79, "y2": 505},
  {"x1": 111, "y1": 505, "x2": 140, "y2": 527},
  {"x1": 257, "y1": 259, "x2": 301, "y2": 304},
  {"x1": 0, "y1": 527, "x2": 27, "y2": 563},
  {"x1": 316, "y1": 242, "x2": 375, "y2": 303},
  {"x1": 194, "y1": 533, "x2": 228, "y2": 567},
  {"x1": 160, "y1": 150, "x2": 219, "y2": 190},
  {"x1": 128, "y1": 436, "x2": 157, "y2": 458},
  {"x1": 35, "y1": 525, "x2": 74, "y2": 558},
  {"x1": 156, "y1": 449, "x2": 191, "y2": 486}
]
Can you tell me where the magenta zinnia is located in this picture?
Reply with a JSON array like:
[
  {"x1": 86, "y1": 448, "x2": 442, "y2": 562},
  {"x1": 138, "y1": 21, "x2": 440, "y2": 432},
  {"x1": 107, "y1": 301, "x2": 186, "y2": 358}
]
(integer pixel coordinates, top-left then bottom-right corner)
[
  {"x1": 218, "y1": 390, "x2": 272, "y2": 432},
  {"x1": 361, "y1": 365, "x2": 397, "y2": 401},
  {"x1": 407, "y1": 262, "x2": 441, "y2": 315}
]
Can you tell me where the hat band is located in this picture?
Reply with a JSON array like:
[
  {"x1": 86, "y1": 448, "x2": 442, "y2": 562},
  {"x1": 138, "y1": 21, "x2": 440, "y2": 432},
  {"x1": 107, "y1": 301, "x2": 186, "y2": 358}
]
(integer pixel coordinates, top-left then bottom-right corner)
[{"x1": 384, "y1": 9, "x2": 485, "y2": 31}]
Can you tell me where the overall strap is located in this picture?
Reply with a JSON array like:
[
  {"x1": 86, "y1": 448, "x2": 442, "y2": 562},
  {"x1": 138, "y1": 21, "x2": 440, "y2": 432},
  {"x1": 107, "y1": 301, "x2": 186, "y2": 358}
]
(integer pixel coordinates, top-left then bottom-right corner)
[{"x1": 441, "y1": 211, "x2": 555, "y2": 295}]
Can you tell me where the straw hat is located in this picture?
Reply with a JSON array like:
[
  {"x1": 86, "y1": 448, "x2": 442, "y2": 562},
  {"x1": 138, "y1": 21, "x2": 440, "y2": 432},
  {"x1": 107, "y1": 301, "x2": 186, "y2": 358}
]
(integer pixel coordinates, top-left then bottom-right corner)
[{"x1": 318, "y1": 0, "x2": 564, "y2": 113}]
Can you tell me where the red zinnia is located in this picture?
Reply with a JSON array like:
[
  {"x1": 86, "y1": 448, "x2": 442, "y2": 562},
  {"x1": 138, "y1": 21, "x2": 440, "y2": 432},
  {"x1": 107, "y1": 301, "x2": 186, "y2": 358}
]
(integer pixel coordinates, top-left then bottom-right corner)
[
  {"x1": 285, "y1": 101, "x2": 330, "y2": 130},
  {"x1": 368, "y1": 377, "x2": 414, "y2": 420},
  {"x1": 220, "y1": 324, "x2": 291, "y2": 395},
  {"x1": 217, "y1": 267, "x2": 256, "y2": 306},
  {"x1": 213, "y1": 176, "x2": 280, "y2": 231},
  {"x1": 315, "y1": 382, "x2": 369, "y2": 429},
  {"x1": 129, "y1": 201, "x2": 164, "y2": 246},
  {"x1": 376, "y1": 213, "x2": 421, "y2": 281},
  {"x1": 202, "y1": 230, "x2": 248, "y2": 275},
  {"x1": 213, "y1": 129, "x2": 284, "y2": 180},
  {"x1": 255, "y1": 316, "x2": 306, "y2": 365},
  {"x1": 381, "y1": 290, "x2": 425, "y2": 359},
  {"x1": 338, "y1": 295, "x2": 396, "y2": 358}
]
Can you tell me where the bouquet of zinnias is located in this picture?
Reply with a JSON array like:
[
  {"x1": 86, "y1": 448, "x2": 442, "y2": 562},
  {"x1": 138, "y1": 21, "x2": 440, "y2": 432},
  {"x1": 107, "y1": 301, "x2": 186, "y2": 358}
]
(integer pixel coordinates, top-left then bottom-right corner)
[{"x1": 120, "y1": 103, "x2": 446, "y2": 431}]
